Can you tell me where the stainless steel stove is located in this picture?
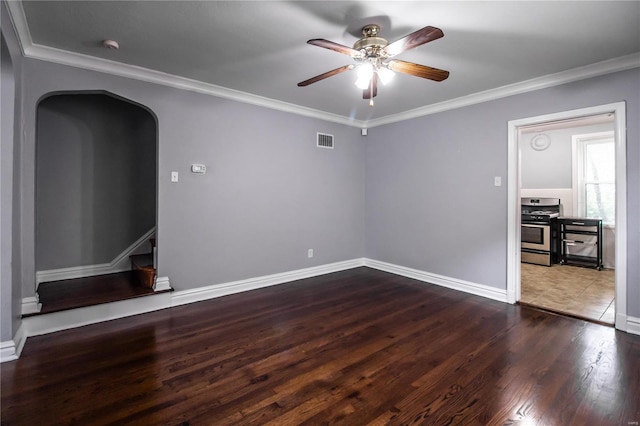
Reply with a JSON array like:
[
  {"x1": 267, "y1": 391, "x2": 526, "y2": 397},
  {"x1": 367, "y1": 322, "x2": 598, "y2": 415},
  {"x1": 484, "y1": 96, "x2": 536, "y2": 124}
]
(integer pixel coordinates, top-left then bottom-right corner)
[
  {"x1": 522, "y1": 210, "x2": 560, "y2": 222},
  {"x1": 521, "y1": 198, "x2": 561, "y2": 223},
  {"x1": 521, "y1": 198, "x2": 560, "y2": 266}
]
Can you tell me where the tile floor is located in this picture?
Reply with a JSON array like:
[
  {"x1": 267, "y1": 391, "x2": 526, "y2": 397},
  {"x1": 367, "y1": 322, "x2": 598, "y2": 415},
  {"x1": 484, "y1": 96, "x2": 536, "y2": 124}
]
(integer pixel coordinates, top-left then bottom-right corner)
[{"x1": 520, "y1": 262, "x2": 615, "y2": 324}]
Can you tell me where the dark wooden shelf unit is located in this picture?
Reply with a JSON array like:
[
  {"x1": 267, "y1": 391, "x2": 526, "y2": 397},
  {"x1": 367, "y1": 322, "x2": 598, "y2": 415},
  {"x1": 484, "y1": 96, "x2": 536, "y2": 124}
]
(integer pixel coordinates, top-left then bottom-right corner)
[{"x1": 558, "y1": 217, "x2": 603, "y2": 270}]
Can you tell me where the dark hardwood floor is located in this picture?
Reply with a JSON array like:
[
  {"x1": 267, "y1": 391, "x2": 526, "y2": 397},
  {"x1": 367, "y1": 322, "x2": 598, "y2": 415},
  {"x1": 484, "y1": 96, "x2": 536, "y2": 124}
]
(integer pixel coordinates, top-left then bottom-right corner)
[
  {"x1": 33, "y1": 271, "x2": 165, "y2": 315},
  {"x1": 2, "y1": 267, "x2": 639, "y2": 425}
]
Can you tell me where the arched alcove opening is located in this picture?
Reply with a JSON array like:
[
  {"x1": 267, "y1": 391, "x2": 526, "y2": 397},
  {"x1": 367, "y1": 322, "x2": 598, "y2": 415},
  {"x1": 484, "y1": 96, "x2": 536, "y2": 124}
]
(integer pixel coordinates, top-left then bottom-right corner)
[{"x1": 35, "y1": 92, "x2": 158, "y2": 304}]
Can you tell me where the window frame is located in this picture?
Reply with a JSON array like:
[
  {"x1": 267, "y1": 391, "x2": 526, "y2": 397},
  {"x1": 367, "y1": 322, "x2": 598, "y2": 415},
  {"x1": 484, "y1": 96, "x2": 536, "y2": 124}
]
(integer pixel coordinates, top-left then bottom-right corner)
[{"x1": 572, "y1": 131, "x2": 615, "y2": 227}]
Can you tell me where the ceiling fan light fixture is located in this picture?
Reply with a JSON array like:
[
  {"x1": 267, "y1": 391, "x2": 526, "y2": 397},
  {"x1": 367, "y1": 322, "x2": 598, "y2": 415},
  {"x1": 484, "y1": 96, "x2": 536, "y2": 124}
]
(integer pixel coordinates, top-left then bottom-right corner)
[
  {"x1": 355, "y1": 76, "x2": 370, "y2": 90},
  {"x1": 355, "y1": 77, "x2": 370, "y2": 90},
  {"x1": 354, "y1": 63, "x2": 374, "y2": 89},
  {"x1": 377, "y1": 67, "x2": 394, "y2": 85}
]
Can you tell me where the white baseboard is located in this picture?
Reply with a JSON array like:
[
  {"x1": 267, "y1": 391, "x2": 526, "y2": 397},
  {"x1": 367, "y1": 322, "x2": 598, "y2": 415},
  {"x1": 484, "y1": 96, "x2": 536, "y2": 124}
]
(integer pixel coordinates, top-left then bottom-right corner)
[
  {"x1": 22, "y1": 292, "x2": 173, "y2": 338},
  {"x1": 626, "y1": 316, "x2": 640, "y2": 335},
  {"x1": 36, "y1": 227, "x2": 156, "y2": 284},
  {"x1": 154, "y1": 276, "x2": 172, "y2": 292},
  {"x1": 0, "y1": 340, "x2": 18, "y2": 363},
  {"x1": 170, "y1": 258, "x2": 366, "y2": 307},
  {"x1": 14, "y1": 259, "x2": 366, "y2": 354},
  {"x1": 0, "y1": 323, "x2": 26, "y2": 363},
  {"x1": 36, "y1": 262, "x2": 129, "y2": 285},
  {"x1": 110, "y1": 227, "x2": 156, "y2": 269},
  {"x1": 35, "y1": 258, "x2": 366, "y2": 328},
  {"x1": 13, "y1": 323, "x2": 26, "y2": 358},
  {"x1": 14, "y1": 257, "x2": 635, "y2": 362},
  {"x1": 21, "y1": 296, "x2": 42, "y2": 315},
  {"x1": 364, "y1": 258, "x2": 509, "y2": 303}
]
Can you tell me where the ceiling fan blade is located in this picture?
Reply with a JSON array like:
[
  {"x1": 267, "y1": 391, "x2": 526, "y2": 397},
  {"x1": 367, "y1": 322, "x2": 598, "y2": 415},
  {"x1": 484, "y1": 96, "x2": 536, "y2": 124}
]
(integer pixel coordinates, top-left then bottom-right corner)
[
  {"x1": 297, "y1": 65, "x2": 355, "y2": 87},
  {"x1": 363, "y1": 73, "x2": 378, "y2": 99},
  {"x1": 383, "y1": 26, "x2": 444, "y2": 57},
  {"x1": 387, "y1": 60, "x2": 449, "y2": 82},
  {"x1": 307, "y1": 39, "x2": 363, "y2": 58}
]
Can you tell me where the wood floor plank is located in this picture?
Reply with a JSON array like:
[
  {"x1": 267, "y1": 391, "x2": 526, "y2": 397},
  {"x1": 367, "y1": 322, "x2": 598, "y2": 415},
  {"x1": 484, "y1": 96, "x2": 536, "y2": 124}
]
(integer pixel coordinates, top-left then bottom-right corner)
[
  {"x1": 301, "y1": 302, "x2": 496, "y2": 424},
  {"x1": 2, "y1": 267, "x2": 639, "y2": 425},
  {"x1": 167, "y1": 286, "x2": 452, "y2": 423}
]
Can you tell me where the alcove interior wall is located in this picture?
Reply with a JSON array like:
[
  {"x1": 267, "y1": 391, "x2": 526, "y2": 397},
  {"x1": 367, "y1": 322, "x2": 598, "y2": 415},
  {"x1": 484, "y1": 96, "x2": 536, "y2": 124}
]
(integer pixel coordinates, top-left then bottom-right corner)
[{"x1": 36, "y1": 93, "x2": 157, "y2": 275}]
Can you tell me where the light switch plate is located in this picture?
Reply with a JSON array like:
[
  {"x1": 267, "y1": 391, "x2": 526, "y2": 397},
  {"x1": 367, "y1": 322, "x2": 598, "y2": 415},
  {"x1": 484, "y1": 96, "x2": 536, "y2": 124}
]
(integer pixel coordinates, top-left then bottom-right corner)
[
  {"x1": 171, "y1": 171, "x2": 179, "y2": 182},
  {"x1": 494, "y1": 176, "x2": 502, "y2": 186}
]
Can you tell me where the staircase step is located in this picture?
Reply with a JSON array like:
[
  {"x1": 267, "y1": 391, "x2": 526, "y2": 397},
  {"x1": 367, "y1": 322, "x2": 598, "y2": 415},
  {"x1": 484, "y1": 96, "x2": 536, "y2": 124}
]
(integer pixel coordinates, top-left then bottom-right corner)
[
  {"x1": 130, "y1": 253, "x2": 156, "y2": 289},
  {"x1": 28, "y1": 271, "x2": 170, "y2": 316}
]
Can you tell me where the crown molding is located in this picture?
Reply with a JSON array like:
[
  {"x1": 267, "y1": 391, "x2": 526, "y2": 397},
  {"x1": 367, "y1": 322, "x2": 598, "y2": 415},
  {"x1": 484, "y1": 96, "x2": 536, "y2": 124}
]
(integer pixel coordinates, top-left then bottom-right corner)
[
  {"x1": 366, "y1": 53, "x2": 640, "y2": 128},
  {"x1": 4, "y1": 1, "x2": 364, "y2": 128},
  {"x1": 6, "y1": 1, "x2": 639, "y2": 129},
  {"x1": 23, "y1": 44, "x2": 364, "y2": 128}
]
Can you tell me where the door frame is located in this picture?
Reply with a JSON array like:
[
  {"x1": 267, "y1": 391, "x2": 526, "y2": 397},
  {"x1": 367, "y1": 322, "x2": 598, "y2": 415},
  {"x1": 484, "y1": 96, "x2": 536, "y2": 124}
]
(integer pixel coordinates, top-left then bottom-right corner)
[{"x1": 506, "y1": 102, "x2": 627, "y2": 330}]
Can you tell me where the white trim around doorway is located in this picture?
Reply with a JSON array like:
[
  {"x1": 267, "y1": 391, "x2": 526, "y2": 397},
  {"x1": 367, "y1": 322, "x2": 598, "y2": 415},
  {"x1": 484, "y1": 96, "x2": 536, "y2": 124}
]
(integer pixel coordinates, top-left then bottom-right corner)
[{"x1": 507, "y1": 102, "x2": 628, "y2": 331}]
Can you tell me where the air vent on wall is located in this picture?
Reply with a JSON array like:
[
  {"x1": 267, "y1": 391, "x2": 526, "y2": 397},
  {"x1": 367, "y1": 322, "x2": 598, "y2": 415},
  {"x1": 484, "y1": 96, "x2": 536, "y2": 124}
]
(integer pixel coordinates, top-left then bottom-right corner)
[{"x1": 317, "y1": 133, "x2": 334, "y2": 149}]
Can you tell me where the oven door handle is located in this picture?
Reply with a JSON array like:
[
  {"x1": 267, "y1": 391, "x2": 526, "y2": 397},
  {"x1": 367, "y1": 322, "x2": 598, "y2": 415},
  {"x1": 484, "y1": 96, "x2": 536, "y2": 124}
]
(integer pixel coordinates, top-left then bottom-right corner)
[{"x1": 564, "y1": 239, "x2": 586, "y2": 244}]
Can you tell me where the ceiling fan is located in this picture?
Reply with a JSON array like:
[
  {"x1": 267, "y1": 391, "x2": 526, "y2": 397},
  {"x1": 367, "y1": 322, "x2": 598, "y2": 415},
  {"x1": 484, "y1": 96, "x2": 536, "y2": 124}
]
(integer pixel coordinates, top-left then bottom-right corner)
[{"x1": 298, "y1": 24, "x2": 450, "y2": 106}]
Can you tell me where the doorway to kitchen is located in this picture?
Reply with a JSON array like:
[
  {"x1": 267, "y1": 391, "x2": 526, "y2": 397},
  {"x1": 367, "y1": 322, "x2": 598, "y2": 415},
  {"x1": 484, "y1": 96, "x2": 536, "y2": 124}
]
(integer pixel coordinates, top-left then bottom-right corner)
[{"x1": 506, "y1": 102, "x2": 627, "y2": 330}]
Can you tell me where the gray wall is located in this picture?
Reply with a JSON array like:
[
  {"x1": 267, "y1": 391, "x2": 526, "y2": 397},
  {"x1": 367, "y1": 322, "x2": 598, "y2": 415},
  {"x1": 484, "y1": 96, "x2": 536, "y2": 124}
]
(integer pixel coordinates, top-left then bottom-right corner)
[
  {"x1": 1, "y1": 33, "x2": 15, "y2": 341},
  {"x1": 1, "y1": 2, "x2": 24, "y2": 342},
  {"x1": 521, "y1": 123, "x2": 614, "y2": 189},
  {"x1": 366, "y1": 100, "x2": 509, "y2": 286},
  {"x1": 157, "y1": 95, "x2": 365, "y2": 287},
  {"x1": 36, "y1": 94, "x2": 156, "y2": 270},
  {"x1": 19, "y1": 58, "x2": 366, "y2": 295},
  {"x1": 366, "y1": 68, "x2": 639, "y2": 317}
]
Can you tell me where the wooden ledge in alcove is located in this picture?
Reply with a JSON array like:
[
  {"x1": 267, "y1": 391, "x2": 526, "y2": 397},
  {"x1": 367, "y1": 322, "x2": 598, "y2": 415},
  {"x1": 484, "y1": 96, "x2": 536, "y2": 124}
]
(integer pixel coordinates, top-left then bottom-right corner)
[{"x1": 24, "y1": 271, "x2": 171, "y2": 317}]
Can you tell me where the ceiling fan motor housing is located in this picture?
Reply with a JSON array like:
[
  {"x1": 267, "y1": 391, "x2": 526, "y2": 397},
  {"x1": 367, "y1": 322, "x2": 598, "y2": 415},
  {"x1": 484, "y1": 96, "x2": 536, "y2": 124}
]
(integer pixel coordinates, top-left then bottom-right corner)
[{"x1": 353, "y1": 25, "x2": 389, "y2": 58}]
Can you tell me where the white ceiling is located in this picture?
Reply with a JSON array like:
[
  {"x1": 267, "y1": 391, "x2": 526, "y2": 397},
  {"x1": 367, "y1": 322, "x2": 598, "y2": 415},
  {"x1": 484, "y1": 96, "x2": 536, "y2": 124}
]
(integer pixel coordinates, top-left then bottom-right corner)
[{"x1": 7, "y1": 1, "x2": 640, "y2": 126}]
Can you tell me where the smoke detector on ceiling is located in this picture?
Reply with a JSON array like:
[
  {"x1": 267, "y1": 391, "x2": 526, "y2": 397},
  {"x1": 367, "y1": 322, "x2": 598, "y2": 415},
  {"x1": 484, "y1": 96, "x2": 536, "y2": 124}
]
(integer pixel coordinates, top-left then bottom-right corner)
[{"x1": 102, "y1": 39, "x2": 119, "y2": 50}]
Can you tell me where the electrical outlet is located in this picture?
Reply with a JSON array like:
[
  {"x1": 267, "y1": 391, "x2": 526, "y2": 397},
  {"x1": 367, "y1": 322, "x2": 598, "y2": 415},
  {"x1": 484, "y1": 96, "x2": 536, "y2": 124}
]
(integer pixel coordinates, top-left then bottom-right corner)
[{"x1": 308, "y1": 249, "x2": 313, "y2": 258}]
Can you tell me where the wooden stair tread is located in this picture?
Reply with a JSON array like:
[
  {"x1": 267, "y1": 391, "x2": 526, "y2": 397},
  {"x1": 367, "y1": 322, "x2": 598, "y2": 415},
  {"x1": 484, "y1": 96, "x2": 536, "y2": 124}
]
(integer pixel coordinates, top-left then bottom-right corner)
[
  {"x1": 130, "y1": 253, "x2": 155, "y2": 289},
  {"x1": 30, "y1": 271, "x2": 165, "y2": 315}
]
